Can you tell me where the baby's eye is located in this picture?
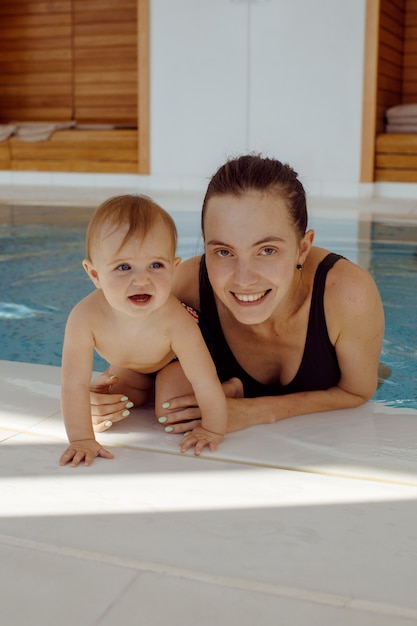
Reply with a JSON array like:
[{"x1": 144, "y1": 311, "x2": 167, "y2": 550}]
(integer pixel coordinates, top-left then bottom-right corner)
[
  {"x1": 150, "y1": 262, "x2": 163, "y2": 269},
  {"x1": 260, "y1": 247, "x2": 276, "y2": 256},
  {"x1": 117, "y1": 263, "x2": 131, "y2": 271}
]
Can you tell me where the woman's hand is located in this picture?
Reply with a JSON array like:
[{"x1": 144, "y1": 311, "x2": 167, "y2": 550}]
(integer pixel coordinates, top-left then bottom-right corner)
[
  {"x1": 157, "y1": 377, "x2": 244, "y2": 434},
  {"x1": 90, "y1": 372, "x2": 134, "y2": 432}
]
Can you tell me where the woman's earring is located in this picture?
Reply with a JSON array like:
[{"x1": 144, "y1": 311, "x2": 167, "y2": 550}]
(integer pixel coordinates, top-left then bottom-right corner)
[{"x1": 296, "y1": 264, "x2": 302, "y2": 271}]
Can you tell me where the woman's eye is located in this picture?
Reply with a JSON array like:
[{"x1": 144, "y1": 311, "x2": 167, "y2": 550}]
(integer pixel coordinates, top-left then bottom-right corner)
[
  {"x1": 117, "y1": 263, "x2": 131, "y2": 271},
  {"x1": 260, "y1": 247, "x2": 276, "y2": 256},
  {"x1": 215, "y1": 249, "x2": 231, "y2": 258}
]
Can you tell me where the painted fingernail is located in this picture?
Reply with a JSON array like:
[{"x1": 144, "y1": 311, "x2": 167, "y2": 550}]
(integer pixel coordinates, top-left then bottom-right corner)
[
  {"x1": 165, "y1": 426, "x2": 173, "y2": 433},
  {"x1": 162, "y1": 402, "x2": 170, "y2": 409},
  {"x1": 125, "y1": 401, "x2": 134, "y2": 409},
  {"x1": 158, "y1": 416, "x2": 167, "y2": 423},
  {"x1": 122, "y1": 410, "x2": 130, "y2": 417},
  {"x1": 120, "y1": 395, "x2": 129, "y2": 401},
  {"x1": 105, "y1": 420, "x2": 113, "y2": 428}
]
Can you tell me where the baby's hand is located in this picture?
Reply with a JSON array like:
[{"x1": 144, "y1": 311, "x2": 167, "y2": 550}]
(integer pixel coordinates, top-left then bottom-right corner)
[
  {"x1": 59, "y1": 438, "x2": 114, "y2": 468},
  {"x1": 180, "y1": 426, "x2": 224, "y2": 456}
]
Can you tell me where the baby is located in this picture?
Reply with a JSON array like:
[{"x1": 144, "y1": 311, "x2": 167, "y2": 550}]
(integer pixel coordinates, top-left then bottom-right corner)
[{"x1": 60, "y1": 194, "x2": 227, "y2": 467}]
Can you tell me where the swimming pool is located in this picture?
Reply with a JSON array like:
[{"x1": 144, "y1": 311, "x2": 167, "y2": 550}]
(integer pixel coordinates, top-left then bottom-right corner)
[{"x1": 1, "y1": 207, "x2": 416, "y2": 409}]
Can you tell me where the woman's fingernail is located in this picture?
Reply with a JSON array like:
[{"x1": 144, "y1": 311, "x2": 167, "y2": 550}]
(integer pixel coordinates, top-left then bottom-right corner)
[
  {"x1": 165, "y1": 426, "x2": 173, "y2": 433},
  {"x1": 120, "y1": 396, "x2": 128, "y2": 402},
  {"x1": 125, "y1": 401, "x2": 134, "y2": 409},
  {"x1": 158, "y1": 416, "x2": 167, "y2": 423},
  {"x1": 162, "y1": 402, "x2": 170, "y2": 409},
  {"x1": 105, "y1": 420, "x2": 113, "y2": 428},
  {"x1": 122, "y1": 410, "x2": 130, "y2": 417}
]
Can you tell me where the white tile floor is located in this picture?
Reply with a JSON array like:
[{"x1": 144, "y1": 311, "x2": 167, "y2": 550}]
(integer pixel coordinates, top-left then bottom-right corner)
[
  {"x1": 2, "y1": 360, "x2": 417, "y2": 626},
  {"x1": 1, "y1": 185, "x2": 417, "y2": 625}
]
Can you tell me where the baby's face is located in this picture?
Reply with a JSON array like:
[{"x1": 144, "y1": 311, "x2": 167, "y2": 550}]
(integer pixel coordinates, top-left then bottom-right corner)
[{"x1": 85, "y1": 220, "x2": 180, "y2": 317}]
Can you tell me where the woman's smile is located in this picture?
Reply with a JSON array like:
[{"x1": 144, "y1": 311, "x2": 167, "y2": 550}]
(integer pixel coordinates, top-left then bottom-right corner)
[{"x1": 232, "y1": 289, "x2": 271, "y2": 303}]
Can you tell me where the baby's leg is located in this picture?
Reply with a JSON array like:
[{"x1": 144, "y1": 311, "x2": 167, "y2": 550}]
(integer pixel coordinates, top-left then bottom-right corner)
[
  {"x1": 107, "y1": 366, "x2": 155, "y2": 407},
  {"x1": 154, "y1": 360, "x2": 193, "y2": 419}
]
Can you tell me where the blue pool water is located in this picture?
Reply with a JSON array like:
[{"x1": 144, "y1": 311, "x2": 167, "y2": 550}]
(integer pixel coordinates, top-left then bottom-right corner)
[{"x1": 0, "y1": 209, "x2": 416, "y2": 409}]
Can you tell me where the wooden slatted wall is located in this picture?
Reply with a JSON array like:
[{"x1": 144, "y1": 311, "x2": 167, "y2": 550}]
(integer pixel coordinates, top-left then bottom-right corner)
[
  {"x1": 376, "y1": 0, "x2": 405, "y2": 133},
  {"x1": 0, "y1": 0, "x2": 145, "y2": 173},
  {"x1": 403, "y1": 0, "x2": 417, "y2": 101},
  {"x1": 374, "y1": 0, "x2": 417, "y2": 181},
  {"x1": 376, "y1": 133, "x2": 417, "y2": 180},
  {"x1": 0, "y1": 0, "x2": 73, "y2": 123},
  {"x1": 73, "y1": 0, "x2": 137, "y2": 125}
]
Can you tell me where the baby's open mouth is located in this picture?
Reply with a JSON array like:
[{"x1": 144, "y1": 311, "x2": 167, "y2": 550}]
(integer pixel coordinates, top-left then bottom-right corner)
[
  {"x1": 232, "y1": 290, "x2": 270, "y2": 303},
  {"x1": 129, "y1": 294, "x2": 152, "y2": 304}
]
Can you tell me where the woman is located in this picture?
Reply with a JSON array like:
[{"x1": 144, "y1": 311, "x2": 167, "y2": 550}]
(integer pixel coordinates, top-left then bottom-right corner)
[{"x1": 90, "y1": 154, "x2": 384, "y2": 433}]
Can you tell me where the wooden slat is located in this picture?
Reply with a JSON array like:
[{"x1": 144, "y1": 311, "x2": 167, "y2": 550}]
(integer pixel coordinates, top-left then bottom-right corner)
[
  {"x1": 376, "y1": 132, "x2": 417, "y2": 150},
  {"x1": 0, "y1": 142, "x2": 11, "y2": 169},
  {"x1": 10, "y1": 160, "x2": 139, "y2": 173},
  {"x1": 379, "y1": 42, "x2": 403, "y2": 66},
  {"x1": 0, "y1": 2, "x2": 71, "y2": 17},
  {"x1": 74, "y1": 71, "x2": 137, "y2": 84},
  {"x1": 361, "y1": 0, "x2": 380, "y2": 181},
  {"x1": 1, "y1": 72, "x2": 72, "y2": 86},
  {"x1": 73, "y1": 8, "x2": 137, "y2": 25},
  {"x1": 375, "y1": 167, "x2": 417, "y2": 180},
  {"x1": 376, "y1": 153, "x2": 417, "y2": 166},
  {"x1": 74, "y1": 109, "x2": 137, "y2": 124},
  {"x1": 138, "y1": 0, "x2": 149, "y2": 174},
  {"x1": 1, "y1": 108, "x2": 73, "y2": 121},
  {"x1": 73, "y1": 0, "x2": 136, "y2": 11},
  {"x1": 8, "y1": 129, "x2": 138, "y2": 173},
  {"x1": 378, "y1": 72, "x2": 403, "y2": 93}
]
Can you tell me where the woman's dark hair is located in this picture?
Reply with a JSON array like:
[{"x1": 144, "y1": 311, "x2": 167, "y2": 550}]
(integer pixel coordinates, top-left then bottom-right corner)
[{"x1": 202, "y1": 154, "x2": 308, "y2": 238}]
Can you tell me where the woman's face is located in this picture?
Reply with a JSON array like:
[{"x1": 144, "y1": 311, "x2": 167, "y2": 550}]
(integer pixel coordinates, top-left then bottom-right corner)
[{"x1": 203, "y1": 191, "x2": 312, "y2": 325}]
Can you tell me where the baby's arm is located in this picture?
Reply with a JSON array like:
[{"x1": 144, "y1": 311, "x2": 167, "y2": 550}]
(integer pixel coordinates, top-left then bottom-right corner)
[
  {"x1": 60, "y1": 304, "x2": 113, "y2": 467},
  {"x1": 170, "y1": 303, "x2": 227, "y2": 455}
]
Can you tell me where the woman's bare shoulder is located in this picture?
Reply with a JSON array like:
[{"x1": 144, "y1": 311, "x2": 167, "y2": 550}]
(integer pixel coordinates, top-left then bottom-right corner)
[
  {"x1": 319, "y1": 248, "x2": 383, "y2": 316},
  {"x1": 172, "y1": 255, "x2": 202, "y2": 310}
]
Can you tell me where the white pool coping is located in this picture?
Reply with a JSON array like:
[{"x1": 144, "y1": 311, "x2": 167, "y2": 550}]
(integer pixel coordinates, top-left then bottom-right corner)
[{"x1": 1, "y1": 358, "x2": 417, "y2": 625}]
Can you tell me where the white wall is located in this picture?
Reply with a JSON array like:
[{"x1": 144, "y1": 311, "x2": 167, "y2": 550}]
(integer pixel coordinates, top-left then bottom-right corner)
[{"x1": 151, "y1": 0, "x2": 367, "y2": 194}]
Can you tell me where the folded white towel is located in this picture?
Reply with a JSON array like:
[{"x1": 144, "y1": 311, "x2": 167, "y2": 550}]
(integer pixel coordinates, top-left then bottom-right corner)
[
  {"x1": 386, "y1": 123, "x2": 417, "y2": 133},
  {"x1": 386, "y1": 103, "x2": 417, "y2": 120},
  {"x1": 0, "y1": 124, "x2": 17, "y2": 142},
  {"x1": 14, "y1": 120, "x2": 76, "y2": 142}
]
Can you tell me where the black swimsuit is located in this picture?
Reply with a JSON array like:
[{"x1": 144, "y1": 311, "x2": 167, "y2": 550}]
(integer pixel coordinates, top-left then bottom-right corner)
[{"x1": 198, "y1": 253, "x2": 344, "y2": 398}]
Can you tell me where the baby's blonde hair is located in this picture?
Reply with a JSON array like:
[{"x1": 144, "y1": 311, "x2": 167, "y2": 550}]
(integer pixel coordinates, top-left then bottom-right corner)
[{"x1": 86, "y1": 194, "x2": 177, "y2": 260}]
